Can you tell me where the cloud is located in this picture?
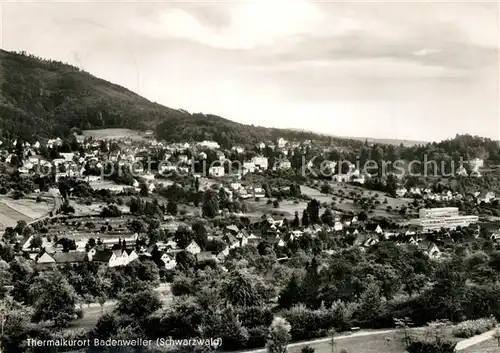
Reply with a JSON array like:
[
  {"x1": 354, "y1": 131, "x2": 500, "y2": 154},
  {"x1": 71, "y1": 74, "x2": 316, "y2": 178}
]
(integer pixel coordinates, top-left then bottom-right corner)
[{"x1": 130, "y1": 0, "x2": 324, "y2": 50}]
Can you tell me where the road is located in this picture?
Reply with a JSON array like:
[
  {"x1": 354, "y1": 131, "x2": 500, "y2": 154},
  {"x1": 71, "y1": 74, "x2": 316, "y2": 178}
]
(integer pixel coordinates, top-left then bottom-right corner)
[{"x1": 27, "y1": 188, "x2": 62, "y2": 226}]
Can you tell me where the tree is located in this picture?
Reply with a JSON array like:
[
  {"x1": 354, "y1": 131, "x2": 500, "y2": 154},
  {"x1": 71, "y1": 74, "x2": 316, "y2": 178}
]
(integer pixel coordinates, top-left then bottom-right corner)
[
  {"x1": 14, "y1": 220, "x2": 27, "y2": 235},
  {"x1": 359, "y1": 279, "x2": 382, "y2": 326},
  {"x1": 301, "y1": 210, "x2": 309, "y2": 227},
  {"x1": 266, "y1": 317, "x2": 291, "y2": 353},
  {"x1": 198, "y1": 305, "x2": 249, "y2": 350},
  {"x1": 115, "y1": 288, "x2": 162, "y2": 320},
  {"x1": 291, "y1": 212, "x2": 300, "y2": 228},
  {"x1": 225, "y1": 270, "x2": 263, "y2": 307},
  {"x1": 29, "y1": 235, "x2": 43, "y2": 250},
  {"x1": 29, "y1": 270, "x2": 78, "y2": 327},
  {"x1": 278, "y1": 275, "x2": 302, "y2": 309},
  {"x1": 306, "y1": 199, "x2": 320, "y2": 224},
  {"x1": 167, "y1": 199, "x2": 178, "y2": 215},
  {"x1": 129, "y1": 219, "x2": 147, "y2": 236},
  {"x1": 202, "y1": 190, "x2": 219, "y2": 218}
]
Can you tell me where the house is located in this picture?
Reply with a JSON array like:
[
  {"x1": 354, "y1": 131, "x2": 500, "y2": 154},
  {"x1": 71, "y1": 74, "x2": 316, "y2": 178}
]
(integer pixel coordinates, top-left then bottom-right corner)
[
  {"x1": 490, "y1": 233, "x2": 500, "y2": 242},
  {"x1": 333, "y1": 222, "x2": 343, "y2": 232},
  {"x1": 457, "y1": 165, "x2": 468, "y2": 176},
  {"x1": 161, "y1": 253, "x2": 177, "y2": 270},
  {"x1": 88, "y1": 249, "x2": 119, "y2": 267},
  {"x1": 199, "y1": 140, "x2": 220, "y2": 149},
  {"x1": 225, "y1": 225, "x2": 240, "y2": 235},
  {"x1": 246, "y1": 233, "x2": 261, "y2": 244},
  {"x1": 418, "y1": 240, "x2": 441, "y2": 259},
  {"x1": 209, "y1": 166, "x2": 225, "y2": 177},
  {"x1": 243, "y1": 162, "x2": 255, "y2": 174},
  {"x1": 52, "y1": 252, "x2": 87, "y2": 266},
  {"x1": 112, "y1": 249, "x2": 131, "y2": 266},
  {"x1": 477, "y1": 191, "x2": 495, "y2": 204},
  {"x1": 60, "y1": 152, "x2": 75, "y2": 162},
  {"x1": 252, "y1": 156, "x2": 268, "y2": 170},
  {"x1": 198, "y1": 152, "x2": 207, "y2": 160},
  {"x1": 363, "y1": 236, "x2": 379, "y2": 247},
  {"x1": 395, "y1": 188, "x2": 407, "y2": 197},
  {"x1": 277, "y1": 159, "x2": 292, "y2": 170},
  {"x1": 277, "y1": 138, "x2": 287, "y2": 148},
  {"x1": 365, "y1": 224, "x2": 383, "y2": 234},
  {"x1": 196, "y1": 251, "x2": 217, "y2": 264},
  {"x1": 185, "y1": 241, "x2": 201, "y2": 255},
  {"x1": 74, "y1": 135, "x2": 85, "y2": 144},
  {"x1": 253, "y1": 187, "x2": 266, "y2": 198},
  {"x1": 226, "y1": 235, "x2": 240, "y2": 249},
  {"x1": 35, "y1": 252, "x2": 56, "y2": 266}
]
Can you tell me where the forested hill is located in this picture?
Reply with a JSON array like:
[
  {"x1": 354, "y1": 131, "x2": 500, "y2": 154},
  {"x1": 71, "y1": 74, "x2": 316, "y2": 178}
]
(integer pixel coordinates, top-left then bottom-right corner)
[{"x1": 0, "y1": 49, "x2": 362, "y2": 148}]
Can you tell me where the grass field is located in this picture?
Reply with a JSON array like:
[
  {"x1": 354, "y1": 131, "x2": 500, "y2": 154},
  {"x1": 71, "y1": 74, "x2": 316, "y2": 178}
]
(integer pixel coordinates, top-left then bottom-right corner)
[
  {"x1": 0, "y1": 195, "x2": 53, "y2": 230},
  {"x1": 246, "y1": 198, "x2": 307, "y2": 219},
  {"x1": 82, "y1": 128, "x2": 146, "y2": 141},
  {"x1": 301, "y1": 183, "x2": 413, "y2": 220},
  {"x1": 288, "y1": 332, "x2": 408, "y2": 353}
]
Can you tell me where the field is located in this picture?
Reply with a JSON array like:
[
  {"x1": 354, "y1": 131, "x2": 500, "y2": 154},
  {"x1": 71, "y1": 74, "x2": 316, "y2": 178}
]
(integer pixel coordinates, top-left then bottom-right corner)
[
  {"x1": 246, "y1": 198, "x2": 307, "y2": 219},
  {"x1": 82, "y1": 128, "x2": 146, "y2": 141},
  {"x1": 287, "y1": 331, "x2": 408, "y2": 353},
  {"x1": 302, "y1": 184, "x2": 413, "y2": 220},
  {"x1": 0, "y1": 195, "x2": 53, "y2": 230}
]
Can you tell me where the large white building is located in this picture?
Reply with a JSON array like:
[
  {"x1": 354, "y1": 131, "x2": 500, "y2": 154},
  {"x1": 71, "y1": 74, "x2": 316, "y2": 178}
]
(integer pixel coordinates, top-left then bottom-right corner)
[{"x1": 412, "y1": 207, "x2": 478, "y2": 231}]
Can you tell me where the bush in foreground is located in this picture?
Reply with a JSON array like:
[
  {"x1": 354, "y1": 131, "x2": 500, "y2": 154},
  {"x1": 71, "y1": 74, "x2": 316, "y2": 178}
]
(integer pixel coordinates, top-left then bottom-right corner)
[{"x1": 452, "y1": 317, "x2": 497, "y2": 338}]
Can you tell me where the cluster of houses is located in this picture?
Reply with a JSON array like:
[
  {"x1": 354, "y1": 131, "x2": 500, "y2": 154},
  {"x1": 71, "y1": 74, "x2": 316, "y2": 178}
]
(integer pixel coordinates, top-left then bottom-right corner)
[
  {"x1": 15, "y1": 205, "x2": 454, "y2": 271},
  {"x1": 395, "y1": 186, "x2": 495, "y2": 205}
]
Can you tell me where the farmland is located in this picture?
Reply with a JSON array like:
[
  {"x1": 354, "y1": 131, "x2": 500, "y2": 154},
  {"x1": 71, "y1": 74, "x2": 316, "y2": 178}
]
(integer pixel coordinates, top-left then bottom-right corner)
[{"x1": 0, "y1": 194, "x2": 54, "y2": 230}]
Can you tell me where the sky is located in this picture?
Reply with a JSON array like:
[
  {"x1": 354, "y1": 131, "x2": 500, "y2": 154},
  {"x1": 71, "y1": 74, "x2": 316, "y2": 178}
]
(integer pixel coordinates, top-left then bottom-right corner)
[{"x1": 0, "y1": 0, "x2": 498, "y2": 142}]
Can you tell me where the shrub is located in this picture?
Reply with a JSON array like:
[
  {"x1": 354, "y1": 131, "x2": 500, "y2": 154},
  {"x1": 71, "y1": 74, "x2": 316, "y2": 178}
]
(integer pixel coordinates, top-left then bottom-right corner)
[
  {"x1": 407, "y1": 340, "x2": 456, "y2": 353},
  {"x1": 452, "y1": 317, "x2": 497, "y2": 338},
  {"x1": 283, "y1": 305, "x2": 333, "y2": 340}
]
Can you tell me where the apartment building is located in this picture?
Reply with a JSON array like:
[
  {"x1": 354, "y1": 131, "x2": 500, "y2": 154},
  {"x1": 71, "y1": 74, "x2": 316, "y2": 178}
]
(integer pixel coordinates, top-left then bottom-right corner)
[{"x1": 413, "y1": 207, "x2": 478, "y2": 231}]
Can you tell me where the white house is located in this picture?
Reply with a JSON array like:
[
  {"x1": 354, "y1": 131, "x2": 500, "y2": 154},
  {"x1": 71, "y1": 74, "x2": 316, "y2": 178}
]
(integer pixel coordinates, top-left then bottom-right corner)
[
  {"x1": 199, "y1": 140, "x2": 220, "y2": 149},
  {"x1": 253, "y1": 187, "x2": 266, "y2": 198},
  {"x1": 161, "y1": 253, "x2": 177, "y2": 270},
  {"x1": 396, "y1": 187, "x2": 407, "y2": 197},
  {"x1": 185, "y1": 241, "x2": 201, "y2": 255},
  {"x1": 209, "y1": 166, "x2": 225, "y2": 177},
  {"x1": 243, "y1": 162, "x2": 256, "y2": 174},
  {"x1": 252, "y1": 156, "x2": 268, "y2": 170}
]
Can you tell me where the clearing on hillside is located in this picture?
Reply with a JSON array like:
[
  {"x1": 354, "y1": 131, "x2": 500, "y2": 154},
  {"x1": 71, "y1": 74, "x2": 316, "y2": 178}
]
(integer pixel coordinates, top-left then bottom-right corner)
[{"x1": 82, "y1": 128, "x2": 146, "y2": 141}]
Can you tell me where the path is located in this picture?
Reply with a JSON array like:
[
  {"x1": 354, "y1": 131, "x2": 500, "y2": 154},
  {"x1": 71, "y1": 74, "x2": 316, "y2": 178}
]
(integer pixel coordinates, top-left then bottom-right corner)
[
  {"x1": 236, "y1": 329, "x2": 399, "y2": 353},
  {"x1": 455, "y1": 328, "x2": 498, "y2": 352}
]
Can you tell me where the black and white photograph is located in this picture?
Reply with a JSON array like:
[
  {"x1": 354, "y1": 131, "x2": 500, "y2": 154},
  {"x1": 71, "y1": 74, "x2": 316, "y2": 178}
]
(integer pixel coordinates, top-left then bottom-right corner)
[{"x1": 0, "y1": 1, "x2": 499, "y2": 352}]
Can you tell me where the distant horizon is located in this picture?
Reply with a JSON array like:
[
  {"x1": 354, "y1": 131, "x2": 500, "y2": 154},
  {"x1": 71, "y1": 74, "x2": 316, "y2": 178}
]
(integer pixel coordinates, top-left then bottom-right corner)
[{"x1": 1, "y1": 1, "x2": 497, "y2": 143}]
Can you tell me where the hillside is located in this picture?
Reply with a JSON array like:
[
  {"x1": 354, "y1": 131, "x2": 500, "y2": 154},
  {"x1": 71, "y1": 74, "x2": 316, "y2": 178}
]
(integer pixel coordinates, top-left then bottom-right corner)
[{"x1": 0, "y1": 49, "x2": 362, "y2": 148}]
